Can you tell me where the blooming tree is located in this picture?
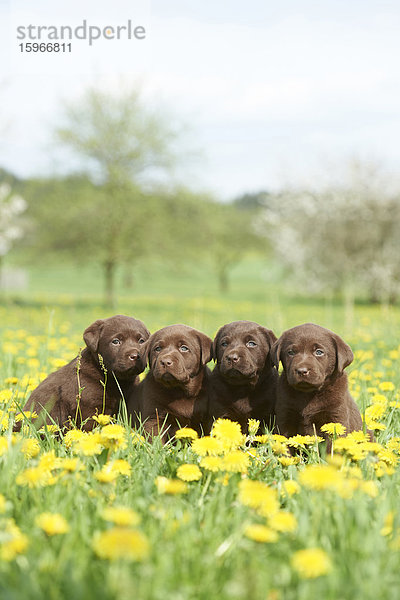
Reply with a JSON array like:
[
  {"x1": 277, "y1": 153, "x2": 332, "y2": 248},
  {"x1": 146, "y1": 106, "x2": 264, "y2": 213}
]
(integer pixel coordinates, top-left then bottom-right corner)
[
  {"x1": 259, "y1": 161, "x2": 400, "y2": 303},
  {"x1": 0, "y1": 183, "x2": 26, "y2": 281}
]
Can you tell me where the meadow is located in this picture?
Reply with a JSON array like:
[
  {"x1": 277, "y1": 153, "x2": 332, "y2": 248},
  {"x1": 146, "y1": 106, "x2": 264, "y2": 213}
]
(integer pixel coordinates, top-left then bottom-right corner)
[{"x1": 1, "y1": 260, "x2": 400, "y2": 600}]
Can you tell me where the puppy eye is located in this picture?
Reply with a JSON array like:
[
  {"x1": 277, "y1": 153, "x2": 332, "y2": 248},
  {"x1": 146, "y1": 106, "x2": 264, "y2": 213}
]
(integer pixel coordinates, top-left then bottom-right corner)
[
  {"x1": 180, "y1": 345, "x2": 189, "y2": 352},
  {"x1": 154, "y1": 346, "x2": 162, "y2": 352},
  {"x1": 111, "y1": 339, "x2": 121, "y2": 346},
  {"x1": 287, "y1": 349, "x2": 296, "y2": 356},
  {"x1": 246, "y1": 341, "x2": 257, "y2": 348},
  {"x1": 221, "y1": 341, "x2": 228, "y2": 347},
  {"x1": 315, "y1": 349, "x2": 324, "y2": 356},
  {"x1": 138, "y1": 338, "x2": 145, "y2": 344}
]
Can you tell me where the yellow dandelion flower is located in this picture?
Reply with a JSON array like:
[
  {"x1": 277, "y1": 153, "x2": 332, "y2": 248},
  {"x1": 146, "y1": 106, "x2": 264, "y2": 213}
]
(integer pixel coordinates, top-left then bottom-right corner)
[
  {"x1": 200, "y1": 456, "x2": 224, "y2": 472},
  {"x1": 359, "y1": 442, "x2": 383, "y2": 454},
  {"x1": 278, "y1": 456, "x2": 300, "y2": 466},
  {"x1": 272, "y1": 434, "x2": 290, "y2": 442},
  {"x1": 216, "y1": 473, "x2": 230, "y2": 486},
  {"x1": 345, "y1": 430, "x2": 369, "y2": 443},
  {"x1": 4, "y1": 377, "x2": 18, "y2": 385},
  {"x1": 381, "y1": 511, "x2": 394, "y2": 537},
  {"x1": 287, "y1": 434, "x2": 323, "y2": 447},
  {"x1": 0, "y1": 520, "x2": 28, "y2": 561},
  {"x1": 269, "y1": 511, "x2": 297, "y2": 533},
  {"x1": 0, "y1": 437, "x2": 8, "y2": 456},
  {"x1": 20, "y1": 438, "x2": 40, "y2": 459},
  {"x1": 365, "y1": 404, "x2": 387, "y2": 421},
  {"x1": 386, "y1": 438, "x2": 400, "y2": 453},
  {"x1": 238, "y1": 479, "x2": 279, "y2": 515},
  {"x1": 16, "y1": 466, "x2": 50, "y2": 488},
  {"x1": 36, "y1": 513, "x2": 69, "y2": 536},
  {"x1": 375, "y1": 461, "x2": 395, "y2": 477},
  {"x1": 371, "y1": 393, "x2": 388, "y2": 405},
  {"x1": 59, "y1": 457, "x2": 84, "y2": 472},
  {"x1": 14, "y1": 411, "x2": 38, "y2": 423},
  {"x1": 212, "y1": 419, "x2": 245, "y2": 449},
  {"x1": 95, "y1": 465, "x2": 118, "y2": 483},
  {"x1": 365, "y1": 420, "x2": 386, "y2": 432},
  {"x1": 378, "y1": 449, "x2": 399, "y2": 467},
  {"x1": 0, "y1": 389, "x2": 13, "y2": 402},
  {"x1": 254, "y1": 434, "x2": 269, "y2": 444},
  {"x1": 379, "y1": 381, "x2": 395, "y2": 392},
  {"x1": 191, "y1": 436, "x2": 224, "y2": 456},
  {"x1": 63, "y1": 429, "x2": 86, "y2": 448},
  {"x1": 39, "y1": 450, "x2": 58, "y2": 471},
  {"x1": 155, "y1": 476, "x2": 187, "y2": 495},
  {"x1": 0, "y1": 411, "x2": 9, "y2": 430},
  {"x1": 101, "y1": 506, "x2": 140, "y2": 527},
  {"x1": 176, "y1": 464, "x2": 202, "y2": 482},
  {"x1": 244, "y1": 524, "x2": 279, "y2": 543},
  {"x1": 99, "y1": 424, "x2": 127, "y2": 450},
  {"x1": 359, "y1": 480, "x2": 379, "y2": 498},
  {"x1": 271, "y1": 441, "x2": 289, "y2": 455},
  {"x1": 320, "y1": 423, "x2": 346, "y2": 436},
  {"x1": 131, "y1": 431, "x2": 145, "y2": 445},
  {"x1": 73, "y1": 434, "x2": 103, "y2": 456},
  {"x1": 93, "y1": 528, "x2": 149, "y2": 561},
  {"x1": 292, "y1": 548, "x2": 332, "y2": 579},
  {"x1": 92, "y1": 414, "x2": 113, "y2": 426},
  {"x1": 175, "y1": 427, "x2": 198, "y2": 441},
  {"x1": 281, "y1": 480, "x2": 300, "y2": 497},
  {"x1": 248, "y1": 419, "x2": 260, "y2": 435},
  {"x1": 222, "y1": 451, "x2": 250, "y2": 473},
  {"x1": 109, "y1": 459, "x2": 132, "y2": 476},
  {"x1": 299, "y1": 464, "x2": 344, "y2": 491},
  {"x1": 38, "y1": 424, "x2": 59, "y2": 435}
]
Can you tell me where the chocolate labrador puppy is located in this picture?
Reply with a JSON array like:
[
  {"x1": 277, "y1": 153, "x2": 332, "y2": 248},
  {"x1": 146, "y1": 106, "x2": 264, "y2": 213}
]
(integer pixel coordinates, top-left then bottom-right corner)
[
  {"x1": 130, "y1": 324, "x2": 213, "y2": 441},
  {"x1": 209, "y1": 320, "x2": 278, "y2": 433},
  {"x1": 272, "y1": 323, "x2": 364, "y2": 448},
  {"x1": 15, "y1": 315, "x2": 150, "y2": 432}
]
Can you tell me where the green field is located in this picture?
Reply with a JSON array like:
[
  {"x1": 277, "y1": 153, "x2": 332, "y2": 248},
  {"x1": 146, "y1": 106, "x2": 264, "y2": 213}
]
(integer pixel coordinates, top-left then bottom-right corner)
[{"x1": 1, "y1": 261, "x2": 400, "y2": 600}]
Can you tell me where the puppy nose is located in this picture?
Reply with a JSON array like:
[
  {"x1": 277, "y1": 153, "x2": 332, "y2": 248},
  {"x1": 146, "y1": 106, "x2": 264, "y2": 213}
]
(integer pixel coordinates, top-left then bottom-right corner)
[
  {"x1": 296, "y1": 367, "x2": 310, "y2": 376},
  {"x1": 161, "y1": 357, "x2": 173, "y2": 367},
  {"x1": 227, "y1": 352, "x2": 240, "y2": 364},
  {"x1": 129, "y1": 352, "x2": 139, "y2": 361}
]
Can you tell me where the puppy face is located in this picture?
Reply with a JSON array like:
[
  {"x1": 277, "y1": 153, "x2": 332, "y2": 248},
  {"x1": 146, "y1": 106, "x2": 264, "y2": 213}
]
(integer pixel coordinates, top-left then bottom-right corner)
[
  {"x1": 213, "y1": 321, "x2": 277, "y2": 386},
  {"x1": 271, "y1": 323, "x2": 353, "y2": 392},
  {"x1": 145, "y1": 324, "x2": 212, "y2": 388},
  {"x1": 83, "y1": 315, "x2": 150, "y2": 380}
]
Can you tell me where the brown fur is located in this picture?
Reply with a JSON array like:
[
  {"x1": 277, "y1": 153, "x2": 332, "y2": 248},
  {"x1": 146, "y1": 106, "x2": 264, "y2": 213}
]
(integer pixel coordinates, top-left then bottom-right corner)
[
  {"x1": 129, "y1": 324, "x2": 212, "y2": 441},
  {"x1": 208, "y1": 320, "x2": 278, "y2": 433},
  {"x1": 14, "y1": 315, "x2": 149, "y2": 432},
  {"x1": 271, "y1": 323, "x2": 365, "y2": 449}
]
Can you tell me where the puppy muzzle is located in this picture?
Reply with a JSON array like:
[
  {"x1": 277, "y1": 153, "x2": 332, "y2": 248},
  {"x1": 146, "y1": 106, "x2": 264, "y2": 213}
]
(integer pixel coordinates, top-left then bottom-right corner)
[{"x1": 153, "y1": 353, "x2": 190, "y2": 386}]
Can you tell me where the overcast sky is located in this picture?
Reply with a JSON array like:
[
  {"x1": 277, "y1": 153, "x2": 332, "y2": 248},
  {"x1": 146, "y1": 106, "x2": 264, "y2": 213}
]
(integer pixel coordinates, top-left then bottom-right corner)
[{"x1": 1, "y1": 0, "x2": 400, "y2": 198}]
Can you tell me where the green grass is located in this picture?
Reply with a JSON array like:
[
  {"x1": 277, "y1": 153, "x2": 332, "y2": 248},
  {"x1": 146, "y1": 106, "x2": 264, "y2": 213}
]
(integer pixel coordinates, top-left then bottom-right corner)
[{"x1": 1, "y1": 261, "x2": 400, "y2": 599}]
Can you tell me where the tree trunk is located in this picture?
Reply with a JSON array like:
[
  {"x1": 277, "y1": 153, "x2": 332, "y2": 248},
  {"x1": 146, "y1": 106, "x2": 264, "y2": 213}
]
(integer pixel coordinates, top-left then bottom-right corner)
[
  {"x1": 343, "y1": 281, "x2": 354, "y2": 335},
  {"x1": 123, "y1": 265, "x2": 134, "y2": 289},
  {"x1": 217, "y1": 266, "x2": 229, "y2": 294},
  {"x1": 104, "y1": 260, "x2": 116, "y2": 308}
]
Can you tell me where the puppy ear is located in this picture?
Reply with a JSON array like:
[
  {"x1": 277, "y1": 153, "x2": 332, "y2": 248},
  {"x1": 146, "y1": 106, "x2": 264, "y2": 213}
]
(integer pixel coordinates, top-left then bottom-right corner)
[
  {"x1": 212, "y1": 327, "x2": 224, "y2": 363},
  {"x1": 140, "y1": 337, "x2": 152, "y2": 368},
  {"x1": 270, "y1": 339, "x2": 282, "y2": 370},
  {"x1": 83, "y1": 319, "x2": 105, "y2": 353},
  {"x1": 258, "y1": 326, "x2": 278, "y2": 349},
  {"x1": 332, "y1": 333, "x2": 354, "y2": 374},
  {"x1": 196, "y1": 332, "x2": 213, "y2": 365}
]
